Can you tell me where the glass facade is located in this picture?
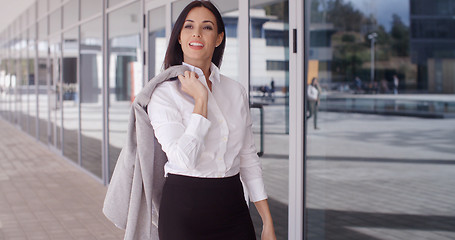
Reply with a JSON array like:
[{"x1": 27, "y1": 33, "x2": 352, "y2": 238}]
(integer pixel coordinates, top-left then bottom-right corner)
[
  {"x1": 107, "y1": 1, "x2": 142, "y2": 178},
  {"x1": 305, "y1": 0, "x2": 455, "y2": 239},
  {"x1": 249, "y1": 0, "x2": 289, "y2": 239},
  {"x1": 1, "y1": 1, "x2": 454, "y2": 239},
  {"x1": 81, "y1": 17, "x2": 103, "y2": 177},
  {"x1": 62, "y1": 28, "x2": 79, "y2": 163}
]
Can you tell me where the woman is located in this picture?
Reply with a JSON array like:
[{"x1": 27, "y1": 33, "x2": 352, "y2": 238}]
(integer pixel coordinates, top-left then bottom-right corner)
[
  {"x1": 147, "y1": 1, "x2": 276, "y2": 240},
  {"x1": 307, "y1": 77, "x2": 320, "y2": 130}
]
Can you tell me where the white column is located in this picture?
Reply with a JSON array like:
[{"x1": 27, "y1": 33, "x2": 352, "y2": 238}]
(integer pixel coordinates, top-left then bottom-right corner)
[
  {"x1": 288, "y1": 0, "x2": 305, "y2": 239},
  {"x1": 238, "y1": 0, "x2": 250, "y2": 95}
]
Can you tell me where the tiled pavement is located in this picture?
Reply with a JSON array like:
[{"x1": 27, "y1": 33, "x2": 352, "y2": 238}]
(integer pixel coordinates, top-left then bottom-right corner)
[{"x1": 0, "y1": 118, "x2": 124, "y2": 240}]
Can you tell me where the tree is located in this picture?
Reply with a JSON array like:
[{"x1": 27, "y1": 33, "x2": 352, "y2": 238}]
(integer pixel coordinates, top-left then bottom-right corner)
[
  {"x1": 326, "y1": 0, "x2": 363, "y2": 32},
  {"x1": 390, "y1": 14, "x2": 410, "y2": 57}
]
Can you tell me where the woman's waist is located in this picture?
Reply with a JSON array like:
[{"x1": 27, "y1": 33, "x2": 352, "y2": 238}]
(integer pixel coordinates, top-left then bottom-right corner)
[{"x1": 165, "y1": 171, "x2": 241, "y2": 189}]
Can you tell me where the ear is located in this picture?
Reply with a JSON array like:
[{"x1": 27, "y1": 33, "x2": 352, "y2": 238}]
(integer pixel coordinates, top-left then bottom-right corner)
[{"x1": 215, "y1": 32, "x2": 224, "y2": 47}]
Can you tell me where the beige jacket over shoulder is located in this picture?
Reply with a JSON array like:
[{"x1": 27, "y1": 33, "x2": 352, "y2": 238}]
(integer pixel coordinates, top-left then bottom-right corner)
[{"x1": 103, "y1": 65, "x2": 190, "y2": 240}]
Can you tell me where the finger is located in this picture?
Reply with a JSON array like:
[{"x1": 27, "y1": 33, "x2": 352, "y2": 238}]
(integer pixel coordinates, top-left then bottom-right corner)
[
  {"x1": 184, "y1": 71, "x2": 190, "y2": 78},
  {"x1": 177, "y1": 74, "x2": 185, "y2": 82},
  {"x1": 190, "y1": 71, "x2": 196, "y2": 79}
]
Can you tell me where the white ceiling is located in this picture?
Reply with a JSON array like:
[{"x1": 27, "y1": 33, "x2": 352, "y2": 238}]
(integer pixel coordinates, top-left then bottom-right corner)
[{"x1": 0, "y1": 0, "x2": 36, "y2": 34}]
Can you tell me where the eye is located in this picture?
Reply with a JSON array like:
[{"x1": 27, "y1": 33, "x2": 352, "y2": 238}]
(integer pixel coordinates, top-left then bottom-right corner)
[
  {"x1": 184, "y1": 24, "x2": 193, "y2": 29},
  {"x1": 203, "y1": 25, "x2": 213, "y2": 30}
]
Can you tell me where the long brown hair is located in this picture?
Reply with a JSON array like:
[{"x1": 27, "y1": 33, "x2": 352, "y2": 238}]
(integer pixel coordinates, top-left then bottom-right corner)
[{"x1": 163, "y1": 1, "x2": 226, "y2": 69}]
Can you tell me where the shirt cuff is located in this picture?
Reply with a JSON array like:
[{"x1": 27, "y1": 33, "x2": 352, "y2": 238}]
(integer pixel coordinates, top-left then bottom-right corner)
[
  {"x1": 245, "y1": 178, "x2": 268, "y2": 202},
  {"x1": 184, "y1": 113, "x2": 212, "y2": 140}
]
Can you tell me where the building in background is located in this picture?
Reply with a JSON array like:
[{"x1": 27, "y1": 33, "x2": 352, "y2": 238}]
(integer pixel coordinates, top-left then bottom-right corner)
[{"x1": 410, "y1": 0, "x2": 455, "y2": 93}]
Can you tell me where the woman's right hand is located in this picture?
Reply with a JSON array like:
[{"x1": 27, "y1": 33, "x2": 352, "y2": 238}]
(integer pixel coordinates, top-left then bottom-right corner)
[
  {"x1": 178, "y1": 71, "x2": 208, "y2": 102},
  {"x1": 178, "y1": 71, "x2": 208, "y2": 118}
]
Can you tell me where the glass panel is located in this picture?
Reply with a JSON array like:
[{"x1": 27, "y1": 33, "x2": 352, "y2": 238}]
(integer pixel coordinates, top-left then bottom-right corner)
[
  {"x1": 38, "y1": 18, "x2": 48, "y2": 39},
  {"x1": 38, "y1": 0, "x2": 47, "y2": 19},
  {"x1": 62, "y1": 28, "x2": 79, "y2": 163},
  {"x1": 147, "y1": 6, "x2": 165, "y2": 79},
  {"x1": 108, "y1": 2, "x2": 141, "y2": 179},
  {"x1": 20, "y1": 33, "x2": 29, "y2": 132},
  {"x1": 81, "y1": 0, "x2": 102, "y2": 20},
  {"x1": 0, "y1": 49, "x2": 5, "y2": 117},
  {"x1": 37, "y1": 20, "x2": 48, "y2": 143},
  {"x1": 63, "y1": 0, "x2": 79, "y2": 28},
  {"x1": 11, "y1": 37, "x2": 18, "y2": 125},
  {"x1": 49, "y1": 0, "x2": 61, "y2": 11},
  {"x1": 305, "y1": 0, "x2": 455, "y2": 239},
  {"x1": 81, "y1": 17, "x2": 103, "y2": 178},
  {"x1": 49, "y1": 38, "x2": 62, "y2": 149},
  {"x1": 50, "y1": 9, "x2": 61, "y2": 34},
  {"x1": 250, "y1": 0, "x2": 289, "y2": 239},
  {"x1": 108, "y1": 0, "x2": 127, "y2": 8},
  {"x1": 28, "y1": 4, "x2": 36, "y2": 26},
  {"x1": 171, "y1": 0, "x2": 191, "y2": 24},
  {"x1": 28, "y1": 26, "x2": 37, "y2": 137}
]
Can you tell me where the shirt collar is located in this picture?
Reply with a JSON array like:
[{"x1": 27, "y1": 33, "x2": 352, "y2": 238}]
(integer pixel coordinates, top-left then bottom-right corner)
[{"x1": 182, "y1": 62, "x2": 221, "y2": 84}]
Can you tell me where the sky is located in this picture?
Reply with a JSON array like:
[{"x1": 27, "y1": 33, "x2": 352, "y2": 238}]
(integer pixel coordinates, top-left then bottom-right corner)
[{"x1": 348, "y1": 0, "x2": 410, "y2": 31}]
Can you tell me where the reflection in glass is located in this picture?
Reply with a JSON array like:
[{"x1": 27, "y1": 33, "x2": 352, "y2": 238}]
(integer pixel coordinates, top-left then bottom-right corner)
[
  {"x1": 0, "y1": 52, "x2": 5, "y2": 117},
  {"x1": 305, "y1": 0, "x2": 455, "y2": 239},
  {"x1": 249, "y1": 0, "x2": 289, "y2": 239},
  {"x1": 108, "y1": 2, "x2": 141, "y2": 179},
  {"x1": 49, "y1": 0, "x2": 61, "y2": 11},
  {"x1": 62, "y1": 28, "x2": 79, "y2": 163},
  {"x1": 49, "y1": 39, "x2": 62, "y2": 149},
  {"x1": 147, "y1": 6, "x2": 166, "y2": 80},
  {"x1": 108, "y1": 0, "x2": 126, "y2": 8},
  {"x1": 49, "y1": 8, "x2": 61, "y2": 34},
  {"x1": 10, "y1": 40, "x2": 18, "y2": 125},
  {"x1": 63, "y1": 0, "x2": 79, "y2": 28},
  {"x1": 81, "y1": 0, "x2": 102, "y2": 20},
  {"x1": 20, "y1": 34, "x2": 29, "y2": 132},
  {"x1": 37, "y1": 19, "x2": 48, "y2": 144},
  {"x1": 38, "y1": 0, "x2": 47, "y2": 19},
  {"x1": 81, "y1": 17, "x2": 103, "y2": 178},
  {"x1": 28, "y1": 26, "x2": 37, "y2": 137}
]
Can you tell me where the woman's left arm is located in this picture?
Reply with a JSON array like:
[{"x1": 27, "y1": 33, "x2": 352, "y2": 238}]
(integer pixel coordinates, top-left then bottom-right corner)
[
  {"x1": 236, "y1": 87, "x2": 276, "y2": 239},
  {"x1": 254, "y1": 199, "x2": 277, "y2": 240}
]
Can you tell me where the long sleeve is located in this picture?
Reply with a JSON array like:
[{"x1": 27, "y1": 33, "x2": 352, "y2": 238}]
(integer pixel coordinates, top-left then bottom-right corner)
[
  {"x1": 238, "y1": 89, "x2": 268, "y2": 202},
  {"x1": 147, "y1": 83, "x2": 211, "y2": 170}
]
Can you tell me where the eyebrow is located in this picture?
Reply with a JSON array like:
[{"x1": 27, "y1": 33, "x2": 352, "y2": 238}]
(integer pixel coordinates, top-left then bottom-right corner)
[{"x1": 185, "y1": 19, "x2": 215, "y2": 25}]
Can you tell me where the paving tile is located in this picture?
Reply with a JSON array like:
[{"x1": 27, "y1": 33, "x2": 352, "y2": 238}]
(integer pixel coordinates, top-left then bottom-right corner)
[{"x1": 0, "y1": 119, "x2": 125, "y2": 239}]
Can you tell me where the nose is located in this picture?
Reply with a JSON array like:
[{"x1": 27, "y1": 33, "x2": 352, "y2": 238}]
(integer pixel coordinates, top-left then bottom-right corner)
[{"x1": 192, "y1": 32, "x2": 201, "y2": 37}]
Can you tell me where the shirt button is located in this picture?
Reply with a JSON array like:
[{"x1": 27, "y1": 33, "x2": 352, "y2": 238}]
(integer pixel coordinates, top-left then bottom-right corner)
[
  {"x1": 222, "y1": 137, "x2": 227, "y2": 142},
  {"x1": 218, "y1": 119, "x2": 223, "y2": 123}
]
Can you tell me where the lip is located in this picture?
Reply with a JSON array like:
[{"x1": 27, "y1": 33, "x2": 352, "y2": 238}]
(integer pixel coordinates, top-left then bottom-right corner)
[{"x1": 189, "y1": 41, "x2": 204, "y2": 50}]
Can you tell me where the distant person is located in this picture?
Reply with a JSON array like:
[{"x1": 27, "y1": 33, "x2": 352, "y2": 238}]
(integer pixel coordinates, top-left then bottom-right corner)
[
  {"x1": 355, "y1": 76, "x2": 362, "y2": 94},
  {"x1": 380, "y1": 79, "x2": 389, "y2": 93},
  {"x1": 307, "y1": 77, "x2": 320, "y2": 130},
  {"x1": 393, "y1": 75, "x2": 399, "y2": 94},
  {"x1": 270, "y1": 78, "x2": 275, "y2": 95}
]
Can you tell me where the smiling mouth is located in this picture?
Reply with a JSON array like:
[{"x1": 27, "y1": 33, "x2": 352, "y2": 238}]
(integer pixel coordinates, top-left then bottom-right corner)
[{"x1": 189, "y1": 42, "x2": 204, "y2": 47}]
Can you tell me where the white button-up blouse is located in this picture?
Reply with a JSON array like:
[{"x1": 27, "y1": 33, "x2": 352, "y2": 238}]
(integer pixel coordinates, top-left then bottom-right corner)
[{"x1": 147, "y1": 62, "x2": 267, "y2": 202}]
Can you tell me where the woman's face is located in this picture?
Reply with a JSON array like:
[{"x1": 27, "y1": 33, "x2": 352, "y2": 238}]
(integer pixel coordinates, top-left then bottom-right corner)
[{"x1": 179, "y1": 7, "x2": 224, "y2": 66}]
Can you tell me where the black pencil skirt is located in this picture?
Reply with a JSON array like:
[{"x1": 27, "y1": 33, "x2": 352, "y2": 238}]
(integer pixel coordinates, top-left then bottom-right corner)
[{"x1": 158, "y1": 173, "x2": 257, "y2": 240}]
